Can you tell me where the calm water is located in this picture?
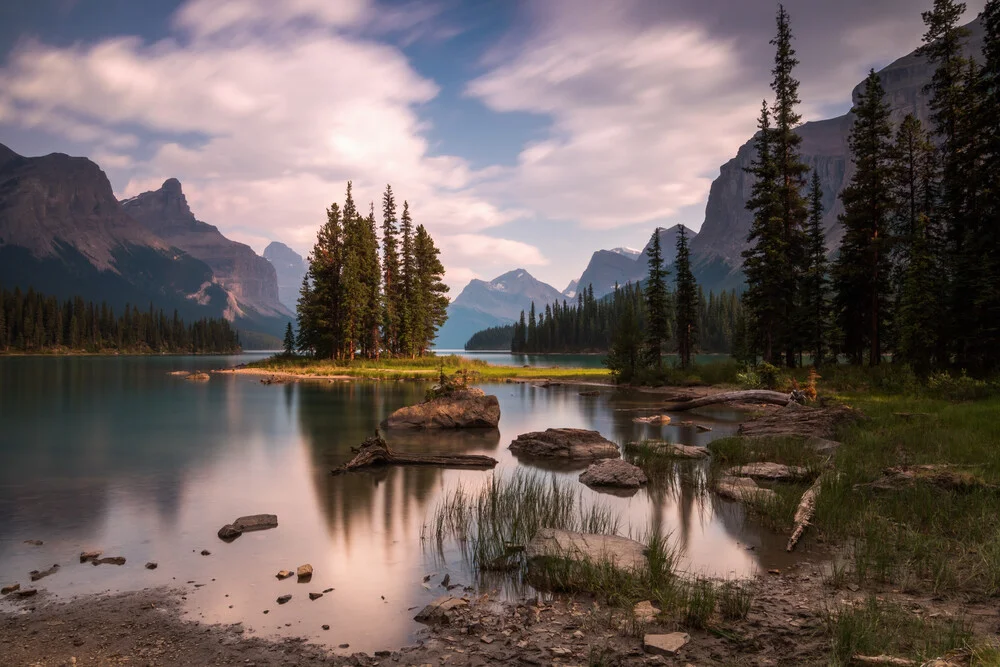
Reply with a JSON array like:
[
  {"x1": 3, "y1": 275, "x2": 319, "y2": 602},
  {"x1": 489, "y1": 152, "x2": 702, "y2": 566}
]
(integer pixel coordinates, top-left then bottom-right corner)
[
  {"x1": 437, "y1": 349, "x2": 733, "y2": 369},
  {"x1": 0, "y1": 354, "x2": 792, "y2": 653}
]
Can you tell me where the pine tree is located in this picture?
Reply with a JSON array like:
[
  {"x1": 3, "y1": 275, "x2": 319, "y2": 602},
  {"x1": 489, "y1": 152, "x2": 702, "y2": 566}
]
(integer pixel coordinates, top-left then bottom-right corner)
[
  {"x1": 381, "y1": 185, "x2": 402, "y2": 355},
  {"x1": 802, "y1": 170, "x2": 830, "y2": 366},
  {"x1": 298, "y1": 201, "x2": 344, "y2": 358},
  {"x1": 770, "y1": 4, "x2": 810, "y2": 366},
  {"x1": 412, "y1": 224, "x2": 449, "y2": 355},
  {"x1": 897, "y1": 214, "x2": 940, "y2": 374},
  {"x1": 833, "y1": 69, "x2": 895, "y2": 366},
  {"x1": 339, "y1": 183, "x2": 365, "y2": 359},
  {"x1": 976, "y1": 0, "x2": 1000, "y2": 371},
  {"x1": 673, "y1": 226, "x2": 698, "y2": 368},
  {"x1": 360, "y1": 203, "x2": 382, "y2": 359},
  {"x1": 398, "y1": 200, "x2": 416, "y2": 357},
  {"x1": 283, "y1": 322, "x2": 295, "y2": 356},
  {"x1": 644, "y1": 228, "x2": 670, "y2": 368},
  {"x1": 604, "y1": 291, "x2": 642, "y2": 383},
  {"x1": 741, "y1": 101, "x2": 783, "y2": 364}
]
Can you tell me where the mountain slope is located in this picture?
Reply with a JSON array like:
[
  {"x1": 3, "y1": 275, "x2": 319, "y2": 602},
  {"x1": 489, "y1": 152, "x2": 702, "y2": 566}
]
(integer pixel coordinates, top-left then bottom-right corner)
[
  {"x1": 0, "y1": 144, "x2": 231, "y2": 322},
  {"x1": 575, "y1": 224, "x2": 697, "y2": 298},
  {"x1": 434, "y1": 269, "x2": 564, "y2": 348},
  {"x1": 689, "y1": 18, "x2": 986, "y2": 285},
  {"x1": 121, "y1": 180, "x2": 291, "y2": 326},
  {"x1": 263, "y1": 241, "x2": 306, "y2": 313}
]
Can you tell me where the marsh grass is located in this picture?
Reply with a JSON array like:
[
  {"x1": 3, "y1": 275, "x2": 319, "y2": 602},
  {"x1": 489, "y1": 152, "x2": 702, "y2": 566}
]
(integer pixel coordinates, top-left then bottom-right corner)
[{"x1": 825, "y1": 595, "x2": 971, "y2": 666}]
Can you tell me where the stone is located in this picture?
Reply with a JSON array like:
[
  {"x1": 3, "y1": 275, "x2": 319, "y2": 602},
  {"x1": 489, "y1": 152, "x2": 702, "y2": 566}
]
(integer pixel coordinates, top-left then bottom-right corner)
[
  {"x1": 526, "y1": 528, "x2": 647, "y2": 572},
  {"x1": 168, "y1": 370, "x2": 191, "y2": 376},
  {"x1": 323, "y1": 587, "x2": 334, "y2": 593},
  {"x1": 579, "y1": 459, "x2": 648, "y2": 489},
  {"x1": 23, "y1": 540, "x2": 43, "y2": 546},
  {"x1": 92, "y1": 556, "x2": 126, "y2": 566},
  {"x1": 633, "y1": 600, "x2": 660, "y2": 623},
  {"x1": 217, "y1": 524, "x2": 242, "y2": 541},
  {"x1": 233, "y1": 514, "x2": 278, "y2": 532},
  {"x1": 145, "y1": 562, "x2": 158, "y2": 570},
  {"x1": 309, "y1": 592, "x2": 323, "y2": 601},
  {"x1": 716, "y1": 477, "x2": 777, "y2": 504},
  {"x1": 643, "y1": 632, "x2": 690, "y2": 656},
  {"x1": 14, "y1": 588, "x2": 38, "y2": 599},
  {"x1": 200, "y1": 549, "x2": 211, "y2": 556},
  {"x1": 509, "y1": 429, "x2": 619, "y2": 460},
  {"x1": 322, "y1": 624, "x2": 330, "y2": 630},
  {"x1": 385, "y1": 388, "x2": 501, "y2": 429},
  {"x1": 185, "y1": 372, "x2": 211, "y2": 381},
  {"x1": 29, "y1": 564, "x2": 59, "y2": 581},
  {"x1": 277, "y1": 594, "x2": 292, "y2": 604},
  {"x1": 414, "y1": 595, "x2": 468, "y2": 624},
  {"x1": 629, "y1": 441, "x2": 709, "y2": 459},
  {"x1": 297, "y1": 564, "x2": 313, "y2": 580},
  {"x1": 724, "y1": 462, "x2": 810, "y2": 482},
  {"x1": 276, "y1": 570, "x2": 294, "y2": 580},
  {"x1": 633, "y1": 415, "x2": 671, "y2": 425},
  {"x1": 79, "y1": 550, "x2": 102, "y2": 563},
  {"x1": 1, "y1": 584, "x2": 19, "y2": 595}
]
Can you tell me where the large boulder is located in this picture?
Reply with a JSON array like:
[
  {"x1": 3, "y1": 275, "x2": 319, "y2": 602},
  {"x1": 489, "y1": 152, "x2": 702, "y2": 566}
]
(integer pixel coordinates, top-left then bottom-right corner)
[
  {"x1": 509, "y1": 429, "x2": 619, "y2": 460},
  {"x1": 385, "y1": 389, "x2": 500, "y2": 429},
  {"x1": 526, "y1": 528, "x2": 647, "y2": 572},
  {"x1": 579, "y1": 459, "x2": 648, "y2": 489}
]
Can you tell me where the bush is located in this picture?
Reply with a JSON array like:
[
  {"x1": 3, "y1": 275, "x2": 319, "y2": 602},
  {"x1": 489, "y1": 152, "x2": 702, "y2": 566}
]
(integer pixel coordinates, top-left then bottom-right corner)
[{"x1": 925, "y1": 370, "x2": 999, "y2": 401}]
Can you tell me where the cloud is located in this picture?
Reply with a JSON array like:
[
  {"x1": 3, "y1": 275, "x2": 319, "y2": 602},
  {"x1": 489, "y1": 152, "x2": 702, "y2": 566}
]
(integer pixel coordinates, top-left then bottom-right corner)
[{"x1": 0, "y1": 0, "x2": 517, "y2": 293}]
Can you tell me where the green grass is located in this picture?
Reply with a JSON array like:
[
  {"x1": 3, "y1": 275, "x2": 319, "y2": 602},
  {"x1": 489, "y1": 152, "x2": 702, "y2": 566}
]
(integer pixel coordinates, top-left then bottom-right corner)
[{"x1": 246, "y1": 353, "x2": 612, "y2": 381}]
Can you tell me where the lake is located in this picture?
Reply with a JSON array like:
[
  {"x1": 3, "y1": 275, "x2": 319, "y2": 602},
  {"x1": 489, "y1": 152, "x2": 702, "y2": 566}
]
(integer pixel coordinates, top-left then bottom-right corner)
[{"x1": 0, "y1": 353, "x2": 791, "y2": 654}]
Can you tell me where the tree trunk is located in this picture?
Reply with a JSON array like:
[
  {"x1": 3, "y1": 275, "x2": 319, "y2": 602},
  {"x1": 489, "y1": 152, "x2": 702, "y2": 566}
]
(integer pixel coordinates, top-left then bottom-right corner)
[
  {"x1": 663, "y1": 390, "x2": 795, "y2": 412},
  {"x1": 331, "y1": 432, "x2": 498, "y2": 475},
  {"x1": 786, "y1": 476, "x2": 822, "y2": 552}
]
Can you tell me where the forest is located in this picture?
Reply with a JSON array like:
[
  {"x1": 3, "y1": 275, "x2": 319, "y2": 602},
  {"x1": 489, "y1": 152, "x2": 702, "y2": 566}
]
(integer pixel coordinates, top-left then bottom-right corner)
[
  {"x1": 295, "y1": 182, "x2": 449, "y2": 359},
  {"x1": 0, "y1": 286, "x2": 241, "y2": 354}
]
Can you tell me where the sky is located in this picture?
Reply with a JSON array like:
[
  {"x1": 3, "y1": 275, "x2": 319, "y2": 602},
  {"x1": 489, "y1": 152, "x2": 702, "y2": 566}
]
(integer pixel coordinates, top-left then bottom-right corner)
[{"x1": 0, "y1": 0, "x2": 987, "y2": 295}]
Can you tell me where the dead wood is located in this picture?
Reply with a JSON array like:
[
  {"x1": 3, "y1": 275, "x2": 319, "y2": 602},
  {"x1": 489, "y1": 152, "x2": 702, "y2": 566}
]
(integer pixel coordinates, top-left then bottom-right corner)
[
  {"x1": 663, "y1": 390, "x2": 797, "y2": 412},
  {"x1": 738, "y1": 404, "x2": 863, "y2": 440},
  {"x1": 331, "y1": 432, "x2": 498, "y2": 475},
  {"x1": 851, "y1": 656, "x2": 916, "y2": 666},
  {"x1": 787, "y1": 476, "x2": 823, "y2": 552}
]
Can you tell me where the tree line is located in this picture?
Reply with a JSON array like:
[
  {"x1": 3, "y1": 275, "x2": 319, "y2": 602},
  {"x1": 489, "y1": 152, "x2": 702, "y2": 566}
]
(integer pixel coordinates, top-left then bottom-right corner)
[
  {"x1": 0, "y1": 286, "x2": 241, "y2": 354},
  {"x1": 742, "y1": 1, "x2": 1000, "y2": 375},
  {"x1": 296, "y1": 182, "x2": 449, "y2": 359}
]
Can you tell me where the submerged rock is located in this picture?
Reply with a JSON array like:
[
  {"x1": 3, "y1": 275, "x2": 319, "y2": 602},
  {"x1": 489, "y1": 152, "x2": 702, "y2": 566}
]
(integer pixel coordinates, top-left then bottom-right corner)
[
  {"x1": 92, "y1": 556, "x2": 126, "y2": 566},
  {"x1": 526, "y1": 528, "x2": 647, "y2": 572},
  {"x1": 414, "y1": 595, "x2": 467, "y2": 624},
  {"x1": 579, "y1": 459, "x2": 648, "y2": 489},
  {"x1": 185, "y1": 372, "x2": 211, "y2": 382},
  {"x1": 23, "y1": 540, "x2": 43, "y2": 546},
  {"x1": 309, "y1": 592, "x2": 323, "y2": 601},
  {"x1": 217, "y1": 524, "x2": 242, "y2": 541},
  {"x1": 509, "y1": 429, "x2": 619, "y2": 460},
  {"x1": 275, "y1": 570, "x2": 294, "y2": 580},
  {"x1": 277, "y1": 594, "x2": 292, "y2": 604},
  {"x1": 29, "y1": 564, "x2": 59, "y2": 582},
  {"x1": 79, "y1": 550, "x2": 102, "y2": 563},
  {"x1": 145, "y1": 562, "x2": 158, "y2": 570},
  {"x1": 385, "y1": 388, "x2": 500, "y2": 429},
  {"x1": 632, "y1": 415, "x2": 671, "y2": 425},
  {"x1": 1, "y1": 584, "x2": 19, "y2": 595},
  {"x1": 715, "y1": 477, "x2": 777, "y2": 504},
  {"x1": 233, "y1": 514, "x2": 278, "y2": 532}
]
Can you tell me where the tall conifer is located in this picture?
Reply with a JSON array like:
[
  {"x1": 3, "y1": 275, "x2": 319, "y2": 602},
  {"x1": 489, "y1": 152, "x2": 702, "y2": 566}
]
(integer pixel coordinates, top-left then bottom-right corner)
[
  {"x1": 673, "y1": 226, "x2": 698, "y2": 368},
  {"x1": 644, "y1": 229, "x2": 670, "y2": 368},
  {"x1": 381, "y1": 185, "x2": 402, "y2": 355},
  {"x1": 802, "y1": 170, "x2": 830, "y2": 366}
]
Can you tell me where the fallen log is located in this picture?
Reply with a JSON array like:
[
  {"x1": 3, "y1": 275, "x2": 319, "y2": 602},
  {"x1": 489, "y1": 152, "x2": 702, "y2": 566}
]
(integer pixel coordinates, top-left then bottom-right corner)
[
  {"x1": 851, "y1": 655, "x2": 916, "y2": 666},
  {"x1": 787, "y1": 476, "x2": 822, "y2": 552},
  {"x1": 663, "y1": 390, "x2": 797, "y2": 412},
  {"x1": 331, "y1": 432, "x2": 498, "y2": 475}
]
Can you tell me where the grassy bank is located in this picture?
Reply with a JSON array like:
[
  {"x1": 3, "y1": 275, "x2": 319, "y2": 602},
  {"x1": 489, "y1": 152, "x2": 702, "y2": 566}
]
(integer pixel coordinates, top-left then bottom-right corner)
[{"x1": 244, "y1": 353, "x2": 612, "y2": 381}]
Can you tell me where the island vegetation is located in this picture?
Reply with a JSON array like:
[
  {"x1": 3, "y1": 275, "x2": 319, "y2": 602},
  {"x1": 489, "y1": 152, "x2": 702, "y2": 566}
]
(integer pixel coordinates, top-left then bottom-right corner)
[{"x1": 0, "y1": 286, "x2": 241, "y2": 354}]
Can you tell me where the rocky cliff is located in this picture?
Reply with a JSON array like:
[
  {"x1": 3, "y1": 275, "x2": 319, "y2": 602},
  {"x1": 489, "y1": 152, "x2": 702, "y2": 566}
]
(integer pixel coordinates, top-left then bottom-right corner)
[
  {"x1": 690, "y1": 18, "x2": 985, "y2": 281},
  {"x1": 121, "y1": 180, "x2": 291, "y2": 320},
  {"x1": 575, "y1": 224, "x2": 697, "y2": 298},
  {"x1": 263, "y1": 241, "x2": 306, "y2": 313}
]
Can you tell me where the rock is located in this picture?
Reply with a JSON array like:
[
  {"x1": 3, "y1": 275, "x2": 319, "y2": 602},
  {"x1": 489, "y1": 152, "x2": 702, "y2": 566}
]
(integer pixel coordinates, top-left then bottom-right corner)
[
  {"x1": 277, "y1": 594, "x2": 292, "y2": 604},
  {"x1": 578, "y1": 390, "x2": 600, "y2": 397},
  {"x1": 167, "y1": 370, "x2": 191, "y2": 376},
  {"x1": 185, "y1": 372, "x2": 211, "y2": 381},
  {"x1": 79, "y1": 551, "x2": 102, "y2": 563},
  {"x1": 716, "y1": 477, "x2": 777, "y2": 504},
  {"x1": 644, "y1": 633, "x2": 690, "y2": 656},
  {"x1": 92, "y1": 556, "x2": 126, "y2": 566},
  {"x1": 323, "y1": 587, "x2": 334, "y2": 593},
  {"x1": 309, "y1": 592, "x2": 323, "y2": 601},
  {"x1": 23, "y1": 540, "x2": 43, "y2": 546},
  {"x1": 633, "y1": 600, "x2": 660, "y2": 623},
  {"x1": 724, "y1": 462, "x2": 810, "y2": 482},
  {"x1": 633, "y1": 415, "x2": 671, "y2": 425},
  {"x1": 276, "y1": 570, "x2": 293, "y2": 580},
  {"x1": 1, "y1": 584, "x2": 19, "y2": 595},
  {"x1": 509, "y1": 429, "x2": 619, "y2": 460},
  {"x1": 200, "y1": 549, "x2": 211, "y2": 556},
  {"x1": 579, "y1": 459, "x2": 648, "y2": 489},
  {"x1": 297, "y1": 564, "x2": 313, "y2": 580},
  {"x1": 217, "y1": 524, "x2": 242, "y2": 541},
  {"x1": 526, "y1": 528, "x2": 647, "y2": 572},
  {"x1": 385, "y1": 388, "x2": 501, "y2": 429},
  {"x1": 440, "y1": 574, "x2": 450, "y2": 588},
  {"x1": 145, "y1": 562, "x2": 158, "y2": 570},
  {"x1": 629, "y1": 441, "x2": 709, "y2": 459},
  {"x1": 696, "y1": 424, "x2": 713, "y2": 432},
  {"x1": 322, "y1": 624, "x2": 330, "y2": 630},
  {"x1": 29, "y1": 564, "x2": 59, "y2": 581},
  {"x1": 233, "y1": 514, "x2": 278, "y2": 532},
  {"x1": 14, "y1": 588, "x2": 38, "y2": 599},
  {"x1": 414, "y1": 595, "x2": 468, "y2": 624}
]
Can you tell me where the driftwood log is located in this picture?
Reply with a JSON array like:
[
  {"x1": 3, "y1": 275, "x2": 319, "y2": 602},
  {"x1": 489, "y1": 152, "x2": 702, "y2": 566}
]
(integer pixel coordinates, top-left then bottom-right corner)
[
  {"x1": 663, "y1": 390, "x2": 798, "y2": 412},
  {"x1": 851, "y1": 656, "x2": 916, "y2": 666},
  {"x1": 331, "y1": 432, "x2": 498, "y2": 475},
  {"x1": 787, "y1": 476, "x2": 823, "y2": 552}
]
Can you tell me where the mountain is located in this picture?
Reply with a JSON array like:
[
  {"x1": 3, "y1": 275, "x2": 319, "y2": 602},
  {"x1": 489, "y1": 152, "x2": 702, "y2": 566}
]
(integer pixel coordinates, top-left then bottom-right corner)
[
  {"x1": 263, "y1": 241, "x2": 306, "y2": 313},
  {"x1": 434, "y1": 269, "x2": 564, "y2": 348},
  {"x1": 562, "y1": 279, "x2": 579, "y2": 298},
  {"x1": 0, "y1": 143, "x2": 233, "y2": 322},
  {"x1": 121, "y1": 179, "x2": 292, "y2": 329},
  {"x1": 575, "y1": 224, "x2": 697, "y2": 298},
  {"x1": 689, "y1": 18, "x2": 986, "y2": 288}
]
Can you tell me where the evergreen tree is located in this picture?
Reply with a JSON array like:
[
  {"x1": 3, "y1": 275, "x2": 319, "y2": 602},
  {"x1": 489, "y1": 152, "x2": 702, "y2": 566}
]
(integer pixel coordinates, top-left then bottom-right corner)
[
  {"x1": 833, "y1": 69, "x2": 895, "y2": 366},
  {"x1": 512, "y1": 311, "x2": 527, "y2": 353},
  {"x1": 802, "y1": 170, "x2": 830, "y2": 366},
  {"x1": 360, "y1": 203, "x2": 382, "y2": 359},
  {"x1": 398, "y1": 200, "x2": 416, "y2": 357},
  {"x1": 976, "y1": 0, "x2": 1000, "y2": 371},
  {"x1": 604, "y1": 291, "x2": 642, "y2": 383},
  {"x1": 298, "y1": 201, "x2": 344, "y2": 358},
  {"x1": 412, "y1": 224, "x2": 449, "y2": 354},
  {"x1": 381, "y1": 185, "x2": 402, "y2": 355},
  {"x1": 741, "y1": 101, "x2": 783, "y2": 364},
  {"x1": 644, "y1": 228, "x2": 670, "y2": 367},
  {"x1": 673, "y1": 226, "x2": 698, "y2": 368},
  {"x1": 283, "y1": 322, "x2": 295, "y2": 356},
  {"x1": 770, "y1": 4, "x2": 810, "y2": 366},
  {"x1": 897, "y1": 214, "x2": 940, "y2": 373}
]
